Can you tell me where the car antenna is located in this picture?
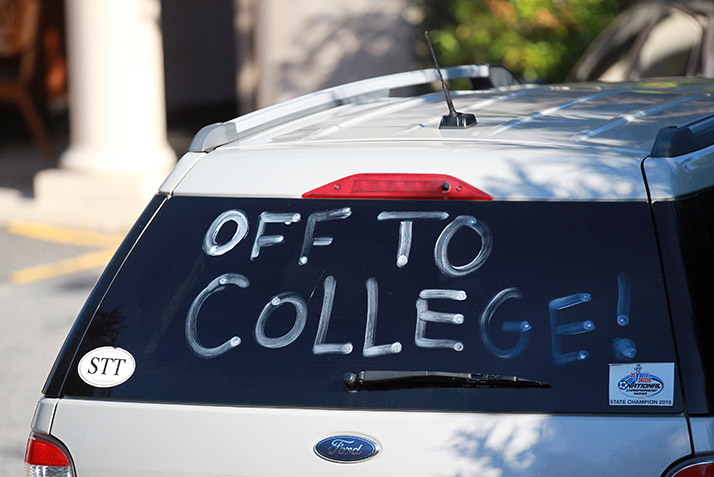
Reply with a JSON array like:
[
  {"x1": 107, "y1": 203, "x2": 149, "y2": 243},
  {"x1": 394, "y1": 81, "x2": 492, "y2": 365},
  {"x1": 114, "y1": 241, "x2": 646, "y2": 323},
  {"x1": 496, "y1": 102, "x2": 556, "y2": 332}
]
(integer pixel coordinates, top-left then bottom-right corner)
[{"x1": 424, "y1": 30, "x2": 477, "y2": 129}]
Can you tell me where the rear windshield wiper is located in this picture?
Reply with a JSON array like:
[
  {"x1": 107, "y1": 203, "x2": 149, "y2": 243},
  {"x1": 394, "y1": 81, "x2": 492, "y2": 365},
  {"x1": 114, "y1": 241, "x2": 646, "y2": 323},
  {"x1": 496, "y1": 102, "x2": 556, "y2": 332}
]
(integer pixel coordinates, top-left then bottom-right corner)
[{"x1": 342, "y1": 370, "x2": 550, "y2": 392}]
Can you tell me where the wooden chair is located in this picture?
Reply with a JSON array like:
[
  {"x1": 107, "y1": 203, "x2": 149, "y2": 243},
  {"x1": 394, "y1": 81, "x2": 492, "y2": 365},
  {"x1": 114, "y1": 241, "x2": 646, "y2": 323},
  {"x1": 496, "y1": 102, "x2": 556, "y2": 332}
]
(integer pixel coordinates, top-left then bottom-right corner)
[{"x1": 0, "y1": 0, "x2": 52, "y2": 156}]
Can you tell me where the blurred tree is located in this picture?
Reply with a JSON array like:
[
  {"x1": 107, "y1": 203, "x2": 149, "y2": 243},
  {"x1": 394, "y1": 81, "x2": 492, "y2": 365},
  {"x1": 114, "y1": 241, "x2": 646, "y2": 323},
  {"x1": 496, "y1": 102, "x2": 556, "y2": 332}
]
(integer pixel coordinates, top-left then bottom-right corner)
[{"x1": 420, "y1": 0, "x2": 639, "y2": 83}]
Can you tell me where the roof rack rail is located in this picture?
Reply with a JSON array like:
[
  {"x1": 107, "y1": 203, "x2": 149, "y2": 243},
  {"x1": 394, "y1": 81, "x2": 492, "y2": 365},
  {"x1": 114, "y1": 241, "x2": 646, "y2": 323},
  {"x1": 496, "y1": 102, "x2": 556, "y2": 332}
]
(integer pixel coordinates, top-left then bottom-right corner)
[
  {"x1": 189, "y1": 64, "x2": 519, "y2": 152},
  {"x1": 651, "y1": 113, "x2": 714, "y2": 157}
]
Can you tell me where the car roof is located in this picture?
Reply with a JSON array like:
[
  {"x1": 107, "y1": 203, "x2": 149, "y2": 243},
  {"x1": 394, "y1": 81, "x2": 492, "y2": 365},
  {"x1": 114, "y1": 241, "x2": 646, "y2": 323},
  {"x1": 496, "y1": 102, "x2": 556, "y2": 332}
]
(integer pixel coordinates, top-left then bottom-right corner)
[
  {"x1": 226, "y1": 79, "x2": 714, "y2": 153},
  {"x1": 161, "y1": 66, "x2": 714, "y2": 201}
]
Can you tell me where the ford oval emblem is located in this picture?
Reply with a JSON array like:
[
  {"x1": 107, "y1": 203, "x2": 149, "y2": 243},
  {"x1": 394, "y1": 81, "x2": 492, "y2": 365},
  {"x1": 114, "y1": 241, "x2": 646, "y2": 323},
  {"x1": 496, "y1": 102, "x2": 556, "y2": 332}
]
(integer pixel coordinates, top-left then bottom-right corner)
[{"x1": 314, "y1": 435, "x2": 380, "y2": 463}]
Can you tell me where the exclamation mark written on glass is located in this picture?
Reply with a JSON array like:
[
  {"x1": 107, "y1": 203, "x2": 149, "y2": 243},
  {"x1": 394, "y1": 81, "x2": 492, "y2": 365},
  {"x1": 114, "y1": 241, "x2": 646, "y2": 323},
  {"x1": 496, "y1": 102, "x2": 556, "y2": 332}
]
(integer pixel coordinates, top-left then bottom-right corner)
[{"x1": 612, "y1": 272, "x2": 637, "y2": 360}]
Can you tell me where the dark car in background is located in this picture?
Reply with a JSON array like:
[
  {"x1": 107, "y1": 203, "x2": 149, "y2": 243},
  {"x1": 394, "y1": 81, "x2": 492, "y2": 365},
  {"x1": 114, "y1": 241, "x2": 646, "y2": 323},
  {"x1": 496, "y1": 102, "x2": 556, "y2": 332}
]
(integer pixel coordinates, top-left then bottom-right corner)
[{"x1": 570, "y1": 0, "x2": 714, "y2": 82}]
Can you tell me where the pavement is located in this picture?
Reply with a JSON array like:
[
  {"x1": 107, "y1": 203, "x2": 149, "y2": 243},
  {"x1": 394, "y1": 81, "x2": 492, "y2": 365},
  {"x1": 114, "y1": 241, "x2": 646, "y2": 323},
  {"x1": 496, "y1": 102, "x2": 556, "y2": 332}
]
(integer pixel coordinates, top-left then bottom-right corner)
[
  {"x1": 0, "y1": 124, "x2": 195, "y2": 232},
  {"x1": 0, "y1": 111, "x2": 196, "y2": 475}
]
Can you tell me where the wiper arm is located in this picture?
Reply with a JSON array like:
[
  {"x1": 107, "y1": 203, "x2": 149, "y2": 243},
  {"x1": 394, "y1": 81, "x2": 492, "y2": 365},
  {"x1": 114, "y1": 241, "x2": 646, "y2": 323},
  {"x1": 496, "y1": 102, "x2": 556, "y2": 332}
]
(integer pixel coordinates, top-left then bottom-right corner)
[{"x1": 343, "y1": 370, "x2": 550, "y2": 392}]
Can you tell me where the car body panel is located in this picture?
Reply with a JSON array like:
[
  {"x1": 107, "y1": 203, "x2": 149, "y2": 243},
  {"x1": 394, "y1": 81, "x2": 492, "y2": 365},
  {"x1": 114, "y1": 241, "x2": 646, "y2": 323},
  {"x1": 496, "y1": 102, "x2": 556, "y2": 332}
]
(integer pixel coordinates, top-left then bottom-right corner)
[
  {"x1": 49, "y1": 398, "x2": 690, "y2": 477},
  {"x1": 227, "y1": 82, "x2": 714, "y2": 153},
  {"x1": 30, "y1": 398, "x2": 58, "y2": 435},
  {"x1": 169, "y1": 142, "x2": 649, "y2": 200},
  {"x1": 644, "y1": 143, "x2": 714, "y2": 199},
  {"x1": 165, "y1": 80, "x2": 714, "y2": 201},
  {"x1": 690, "y1": 417, "x2": 714, "y2": 453}
]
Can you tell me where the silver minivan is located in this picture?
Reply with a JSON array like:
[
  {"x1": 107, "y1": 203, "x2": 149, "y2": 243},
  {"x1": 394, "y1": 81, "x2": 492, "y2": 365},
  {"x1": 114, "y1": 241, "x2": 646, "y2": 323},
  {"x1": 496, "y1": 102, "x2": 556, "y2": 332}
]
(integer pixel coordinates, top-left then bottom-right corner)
[{"x1": 25, "y1": 65, "x2": 714, "y2": 476}]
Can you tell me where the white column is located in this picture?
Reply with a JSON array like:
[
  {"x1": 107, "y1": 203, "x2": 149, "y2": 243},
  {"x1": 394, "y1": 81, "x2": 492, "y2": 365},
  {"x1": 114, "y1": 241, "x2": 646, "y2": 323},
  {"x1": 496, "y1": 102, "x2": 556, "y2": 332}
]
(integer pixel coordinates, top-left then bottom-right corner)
[
  {"x1": 60, "y1": 0, "x2": 174, "y2": 174},
  {"x1": 33, "y1": 0, "x2": 175, "y2": 231}
]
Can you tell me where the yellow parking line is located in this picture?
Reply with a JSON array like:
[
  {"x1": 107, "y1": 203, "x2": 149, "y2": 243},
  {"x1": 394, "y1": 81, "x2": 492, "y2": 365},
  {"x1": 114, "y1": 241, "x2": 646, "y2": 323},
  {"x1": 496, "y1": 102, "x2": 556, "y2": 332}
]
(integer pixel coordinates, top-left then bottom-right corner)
[
  {"x1": 7, "y1": 221, "x2": 123, "y2": 249},
  {"x1": 6, "y1": 221, "x2": 124, "y2": 285},
  {"x1": 10, "y1": 249, "x2": 116, "y2": 285}
]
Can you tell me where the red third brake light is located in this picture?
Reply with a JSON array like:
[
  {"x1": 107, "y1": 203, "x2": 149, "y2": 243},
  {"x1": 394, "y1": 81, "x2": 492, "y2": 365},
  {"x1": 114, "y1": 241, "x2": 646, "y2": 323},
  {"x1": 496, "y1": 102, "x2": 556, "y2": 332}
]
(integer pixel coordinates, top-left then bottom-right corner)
[{"x1": 302, "y1": 173, "x2": 492, "y2": 200}]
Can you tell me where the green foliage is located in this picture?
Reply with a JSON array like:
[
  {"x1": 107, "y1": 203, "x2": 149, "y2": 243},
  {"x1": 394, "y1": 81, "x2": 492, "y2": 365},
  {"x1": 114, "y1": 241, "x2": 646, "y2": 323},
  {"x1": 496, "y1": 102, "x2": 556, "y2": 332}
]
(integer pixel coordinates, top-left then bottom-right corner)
[{"x1": 420, "y1": 0, "x2": 638, "y2": 83}]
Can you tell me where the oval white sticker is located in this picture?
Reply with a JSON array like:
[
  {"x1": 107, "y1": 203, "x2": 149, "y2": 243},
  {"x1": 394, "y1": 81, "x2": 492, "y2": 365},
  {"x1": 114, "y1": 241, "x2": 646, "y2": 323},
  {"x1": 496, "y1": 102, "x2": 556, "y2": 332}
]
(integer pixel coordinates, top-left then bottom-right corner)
[{"x1": 77, "y1": 347, "x2": 136, "y2": 388}]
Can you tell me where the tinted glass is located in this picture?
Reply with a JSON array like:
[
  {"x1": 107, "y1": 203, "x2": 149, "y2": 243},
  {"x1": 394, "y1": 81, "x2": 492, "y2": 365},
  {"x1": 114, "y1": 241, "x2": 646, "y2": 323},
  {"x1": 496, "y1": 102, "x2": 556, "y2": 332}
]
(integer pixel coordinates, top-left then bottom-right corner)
[
  {"x1": 636, "y1": 12, "x2": 702, "y2": 78},
  {"x1": 585, "y1": 7, "x2": 659, "y2": 81},
  {"x1": 653, "y1": 188, "x2": 714, "y2": 414},
  {"x1": 63, "y1": 197, "x2": 680, "y2": 413}
]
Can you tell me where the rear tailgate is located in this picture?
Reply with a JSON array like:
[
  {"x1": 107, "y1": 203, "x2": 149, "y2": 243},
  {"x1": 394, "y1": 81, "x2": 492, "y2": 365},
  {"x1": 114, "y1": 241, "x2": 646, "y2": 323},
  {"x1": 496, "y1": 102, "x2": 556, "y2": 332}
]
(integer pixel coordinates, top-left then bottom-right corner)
[
  {"x1": 49, "y1": 400, "x2": 689, "y2": 476},
  {"x1": 49, "y1": 194, "x2": 689, "y2": 475}
]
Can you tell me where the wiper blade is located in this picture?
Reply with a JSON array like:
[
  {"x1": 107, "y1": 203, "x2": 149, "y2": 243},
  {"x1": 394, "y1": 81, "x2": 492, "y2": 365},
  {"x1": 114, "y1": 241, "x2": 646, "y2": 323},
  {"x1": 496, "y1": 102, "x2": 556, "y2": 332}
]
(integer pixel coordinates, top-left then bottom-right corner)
[{"x1": 342, "y1": 370, "x2": 550, "y2": 392}]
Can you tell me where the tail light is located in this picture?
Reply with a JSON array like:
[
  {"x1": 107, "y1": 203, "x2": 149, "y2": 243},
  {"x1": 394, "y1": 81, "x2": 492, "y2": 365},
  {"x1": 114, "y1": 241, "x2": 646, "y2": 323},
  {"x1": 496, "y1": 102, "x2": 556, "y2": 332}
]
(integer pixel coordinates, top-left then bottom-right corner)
[
  {"x1": 302, "y1": 173, "x2": 491, "y2": 200},
  {"x1": 666, "y1": 457, "x2": 714, "y2": 476},
  {"x1": 24, "y1": 432, "x2": 75, "y2": 477}
]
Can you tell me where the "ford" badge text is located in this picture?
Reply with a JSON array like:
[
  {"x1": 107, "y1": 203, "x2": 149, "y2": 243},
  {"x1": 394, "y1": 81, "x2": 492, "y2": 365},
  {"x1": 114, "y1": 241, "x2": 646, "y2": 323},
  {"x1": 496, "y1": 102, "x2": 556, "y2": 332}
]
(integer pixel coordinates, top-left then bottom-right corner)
[{"x1": 314, "y1": 435, "x2": 380, "y2": 463}]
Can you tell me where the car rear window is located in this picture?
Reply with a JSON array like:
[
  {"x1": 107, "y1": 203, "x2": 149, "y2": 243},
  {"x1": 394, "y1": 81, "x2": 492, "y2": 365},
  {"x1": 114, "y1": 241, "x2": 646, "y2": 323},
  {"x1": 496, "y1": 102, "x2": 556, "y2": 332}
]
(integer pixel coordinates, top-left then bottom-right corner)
[
  {"x1": 61, "y1": 196, "x2": 680, "y2": 413},
  {"x1": 653, "y1": 187, "x2": 714, "y2": 414}
]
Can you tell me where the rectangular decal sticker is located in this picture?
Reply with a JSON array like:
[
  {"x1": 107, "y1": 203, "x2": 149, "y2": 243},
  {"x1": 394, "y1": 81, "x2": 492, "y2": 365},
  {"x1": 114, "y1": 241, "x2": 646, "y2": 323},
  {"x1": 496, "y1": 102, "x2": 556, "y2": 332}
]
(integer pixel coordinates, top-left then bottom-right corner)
[{"x1": 609, "y1": 363, "x2": 674, "y2": 406}]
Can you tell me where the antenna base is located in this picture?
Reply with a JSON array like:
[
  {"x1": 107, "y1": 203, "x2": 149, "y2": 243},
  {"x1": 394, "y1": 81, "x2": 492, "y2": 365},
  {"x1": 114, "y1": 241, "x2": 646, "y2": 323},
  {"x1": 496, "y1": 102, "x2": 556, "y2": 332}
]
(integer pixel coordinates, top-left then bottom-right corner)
[{"x1": 440, "y1": 113, "x2": 477, "y2": 129}]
